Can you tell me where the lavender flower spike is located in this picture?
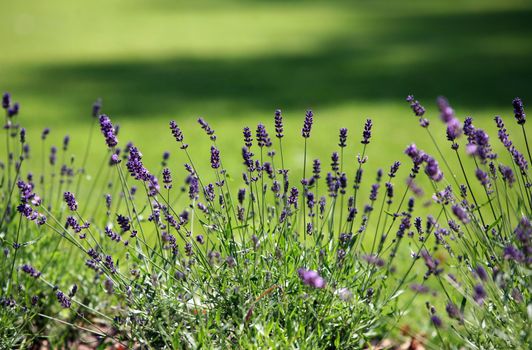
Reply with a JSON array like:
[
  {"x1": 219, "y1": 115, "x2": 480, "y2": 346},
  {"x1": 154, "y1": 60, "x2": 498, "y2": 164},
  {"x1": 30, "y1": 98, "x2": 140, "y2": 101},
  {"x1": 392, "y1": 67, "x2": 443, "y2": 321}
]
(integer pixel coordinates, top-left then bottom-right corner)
[
  {"x1": 512, "y1": 97, "x2": 526, "y2": 125},
  {"x1": 63, "y1": 192, "x2": 78, "y2": 211},
  {"x1": 210, "y1": 146, "x2": 220, "y2": 169},
  {"x1": 361, "y1": 119, "x2": 373, "y2": 145},
  {"x1": 301, "y1": 110, "x2": 314, "y2": 138},
  {"x1": 406, "y1": 95, "x2": 425, "y2": 117},
  {"x1": 99, "y1": 114, "x2": 118, "y2": 148},
  {"x1": 274, "y1": 109, "x2": 284, "y2": 138},
  {"x1": 198, "y1": 117, "x2": 216, "y2": 141}
]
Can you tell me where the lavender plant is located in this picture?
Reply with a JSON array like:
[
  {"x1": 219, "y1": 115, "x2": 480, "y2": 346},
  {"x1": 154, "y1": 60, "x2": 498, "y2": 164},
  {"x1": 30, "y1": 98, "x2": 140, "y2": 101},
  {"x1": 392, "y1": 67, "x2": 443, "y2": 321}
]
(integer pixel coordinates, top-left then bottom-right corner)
[{"x1": 0, "y1": 91, "x2": 530, "y2": 349}]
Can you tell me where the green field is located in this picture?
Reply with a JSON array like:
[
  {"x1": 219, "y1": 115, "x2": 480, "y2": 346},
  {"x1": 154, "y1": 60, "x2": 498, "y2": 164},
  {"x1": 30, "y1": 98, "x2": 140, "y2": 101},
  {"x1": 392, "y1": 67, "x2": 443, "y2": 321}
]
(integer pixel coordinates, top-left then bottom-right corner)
[{"x1": 1, "y1": 0, "x2": 531, "y2": 171}]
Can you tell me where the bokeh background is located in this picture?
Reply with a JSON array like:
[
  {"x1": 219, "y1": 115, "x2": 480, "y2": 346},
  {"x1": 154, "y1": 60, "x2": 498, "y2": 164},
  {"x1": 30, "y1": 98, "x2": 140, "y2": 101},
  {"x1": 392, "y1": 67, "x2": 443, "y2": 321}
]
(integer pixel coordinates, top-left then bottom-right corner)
[{"x1": 1, "y1": 0, "x2": 531, "y2": 176}]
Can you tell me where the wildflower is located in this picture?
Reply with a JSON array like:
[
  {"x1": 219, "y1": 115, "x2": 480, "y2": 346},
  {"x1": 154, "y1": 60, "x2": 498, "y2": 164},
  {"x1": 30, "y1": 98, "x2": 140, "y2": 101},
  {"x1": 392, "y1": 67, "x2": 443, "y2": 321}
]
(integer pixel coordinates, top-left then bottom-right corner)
[
  {"x1": 410, "y1": 284, "x2": 430, "y2": 293},
  {"x1": 388, "y1": 161, "x2": 400, "y2": 178},
  {"x1": 117, "y1": 214, "x2": 131, "y2": 232},
  {"x1": 361, "y1": 119, "x2": 372, "y2": 144},
  {"x1": 162, "y1": 168, "x2": 172, "y2": 189},
  {"x1": 298, "y1": 268, "x2": 326, "y2": 288},
  {"x1": 338, "y1": 128, "x2": 348, "y2": 147},
  {"x1": 362, "y1": 254, "x2": 385, "y2": 267},
  {"x1": 198, "y1": 117, "x2": 216, "y2": 141},
  {"x1": 437, "y1": 96, "x2": 454, "y2": 123},
  {"x1": 41, "y1": 128, "x2": 50, "y2": 140},
  {"x1": 126, "y1": 146, "x2": 149, "y2": 181},
  {"x1": 99, "y1": 114, "x2": 118, "y2": 148},
  {"x1": 210, "y1": 146, "x2": 220, "y2": 169},
  {"x1": 312, "y1": 159, "x2": 321, "y2": 179},
  {"x1": 63, "y1": 192, "x2": 78, "y2": 211},
  {"x1": 445, "y1": 302, "x2": 463, "y2": 321},
  {"x1": 256, "y1": 123, "x2": 272, "y2": 147},
  {"x1": 430, "y1": 315, "x2": 443, "y2": 328},
  {"x1": 301, "y1": 110, "x2": 314, "y2": 138},
  {"x1": 243, "y1": 127, "x2": 253, "y2": 147},
  {"x1": 69, "y1": 284, "x2": 78, "y2": 298},
  {"x1": 2, "y1": 92, "x2": 10, "y2": 109},
  {"x1": 92, "y1": 98, "x2": 102, "y2": 117},
  {"x1": 498, "y1": 164, "x2": 515, "y2": 187},
  {"x1": 473, "y1": 284, "x2": 486, "y2": 305},
  {"x1": 56, "y1": 291, "x2": 71, "y2": 308},
  {"x1": 21, "y1": 264, "x2": 41, "y2": 278},
  {"x1": 406, "y1": 95, "x2": 425, "y2": 117},
  {"x1": 369, "y1": 184, "x2": 379, "y2": 201},
  {"x1": 274, "y1": 109, "x2": 283, "y2": 138},
  {"x1": 288, "y1": 187, "x2": 299, "y2": 208},
  {"x1": 452, "y1": 204, "x2": 469, "y2": 224},
  {"x1": 512, "y1": 97, "x2": 526, "y2": 125}
]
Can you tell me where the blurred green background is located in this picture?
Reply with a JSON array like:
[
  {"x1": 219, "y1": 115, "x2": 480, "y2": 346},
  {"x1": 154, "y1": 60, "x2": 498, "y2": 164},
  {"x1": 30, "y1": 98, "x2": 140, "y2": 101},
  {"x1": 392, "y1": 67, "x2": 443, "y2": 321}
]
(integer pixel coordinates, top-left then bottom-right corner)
[{"x1": 1, "y1": 0, "x2": 531, "y2": 178}]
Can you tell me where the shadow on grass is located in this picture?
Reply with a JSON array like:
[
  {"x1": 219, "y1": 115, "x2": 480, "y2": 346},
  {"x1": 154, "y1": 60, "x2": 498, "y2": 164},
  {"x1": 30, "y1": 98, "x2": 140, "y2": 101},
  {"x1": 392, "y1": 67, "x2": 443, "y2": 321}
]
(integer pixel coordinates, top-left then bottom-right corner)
[{"x1": 12, "y1": 7, "x2": 532, "y2": 120}]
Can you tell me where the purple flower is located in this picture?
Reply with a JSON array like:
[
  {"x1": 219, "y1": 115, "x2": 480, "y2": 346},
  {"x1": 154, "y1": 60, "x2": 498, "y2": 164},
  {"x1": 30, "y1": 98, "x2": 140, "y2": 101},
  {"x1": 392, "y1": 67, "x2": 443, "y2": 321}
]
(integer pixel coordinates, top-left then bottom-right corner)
[
  {"x1": 437, "y1": 96, "x2": 454, "y2": 123},
  {"x1": 41, "y1": 128, "x2": 50, "y2": 140},
  {"x1": 274, "y1": 109, "x2": 284, "y2": 138},
  {"x1": 2, "y1": 92, "x2": 10, "y2": 109},
  {"x1": 301, "y1": 110, "x2": 314, "y2": 138},
  {"x1": 338, "y1": 128, "x2": 348, "y2": 147},
  {"x1": 445, "y1": 302, "x2": 462, "y2": 321},
  {"x1": 362, "y1": 254, "x2": 385, "y2": 267},
  {"x1": 19, "y1": 128, "x2": 26, "y2": 144},
  {"x1": 410, "y1": 284, "x2": 430, "y2": 293},
  {"x1": 446, "y1": 117, "x2": 462, "y2": 142},
  {"x1": 162, "y1": 168, "x2": 172, "y2": 189},
  {"x1": 56, "y1": 291, "x2": 71, "y2": 308},
  {"x1": 388, "y1": 161, "x2": 400, "y2": 178},
  {"x1": 92, "y1": 98, "x2": 102, "y2": 117},
  {"x1": 503, "y1": 245, "x2": 524, "y2": 262},
  {"x1": 126, "y1": 145, "x2": 150, "y2": 181},
  {"x1": 117, "y1": 214, "x2": 131, "y2": 232},
  {"x1": 514, "y1": 216, "x2": 531, "y2": 243},
  {"x1": 475, "y1": 265, "x2": 488, "y2": 281},
  {"x1": 21, "y1": 264, "x2": 41, "y2": 278},
  {"x1": 452, "y1": 205, "x2": 469, "y2": 224},
  {"x1": 473, "y1": 284, "x2": 486, "y2": 305},
  {"x1": 475, "y1": 168, "x2": 490, "y2": 187},
  {"x1": 243, "y1": 127, "x2": 253, "y2": 147},
  {"x1": 288, "y1": 187, "x2": 299, "y2": 208},
  {"x1": 7, "y1": 102, "x2": 19, "y2": 117},
  {"x1": 361, "y1": 119, "x2": 372, "y2": 145},
  {"x1": 49, "y1": 146, "x2": 57, "y2": 166},
  {"x1": 422, "y1": 155, "x2": 443, "y2": 182},
  {"x1": 369, "y1": 183, "x2": 379, "y2": 201},
  {"x1": 169, "y1": 121, "x2": 187, "y2": 149},
  {"x1": 312, "y1": 159, "x2": 321, "y2": 179},
  {"x1": 495, "y1": 116, "x2": 512, "y2": 149},
  {"x1": 99, "y1": 115, "x2": 118, "y2": 148},
  {"x1": 430, "y1": 315, "x2": 443, "y2": 328},
  {"x1": 298, "y1": 268, "x2": 326, "y2": 288},
  {"x1": 498, "y1": 164, "x2": 515, "y2": 187},
  {"x1": 198, "y1": 117, "x2": 216, "y2": 141},
  {"x1": 406, "y1": 95, "x2": 425, "y2": 117},
  {"x1": 512, "y1": 97, "x2": 526, "y2": 125},
  {"x1": 210, "y1": 146, "x2": 220, "y2": 169},
  {"x1": 63, "y1": 192, "x2": 78, "y2": 211},
  {"x1": 256, "y1": 123, "x2": 272, "y2": 147}
]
